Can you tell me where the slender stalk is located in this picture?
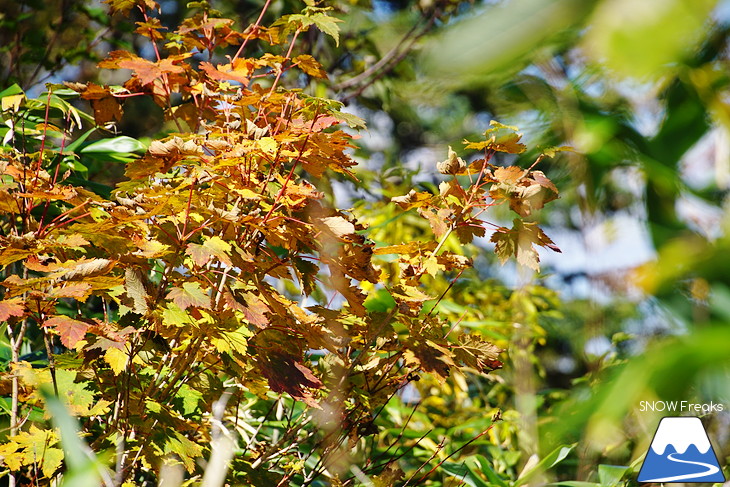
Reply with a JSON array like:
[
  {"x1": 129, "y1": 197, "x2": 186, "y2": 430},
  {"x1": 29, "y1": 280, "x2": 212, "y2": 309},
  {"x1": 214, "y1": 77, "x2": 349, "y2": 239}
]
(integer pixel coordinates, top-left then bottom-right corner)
[{"x1": 231, "y1": 0, "x2": 274, "y2": 62}]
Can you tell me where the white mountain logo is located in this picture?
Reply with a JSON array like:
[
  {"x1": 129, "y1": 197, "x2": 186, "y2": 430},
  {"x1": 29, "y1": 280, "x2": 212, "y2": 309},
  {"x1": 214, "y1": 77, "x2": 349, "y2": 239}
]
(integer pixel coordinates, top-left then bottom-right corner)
[{"x1": 638, "y1": 417, "x2": 725, "y2": 483}]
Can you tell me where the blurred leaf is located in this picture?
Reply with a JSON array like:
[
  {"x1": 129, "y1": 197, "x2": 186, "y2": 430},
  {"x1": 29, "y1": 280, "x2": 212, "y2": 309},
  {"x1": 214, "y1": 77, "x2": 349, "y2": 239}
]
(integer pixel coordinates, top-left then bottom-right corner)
[
  {"x1": 41, "y1": 387, "x2": 103, "y2": 486},
  {"x1": 80, "y1": 136, "x2": 146, "y2": 154},
  {"x1": 597, "y1": 464, "x2": 628, "y2": 487},
  {"x1": 421, "y1": 0, "x2": 595, "y2": 85},
  {"x1": 440, "y1": 460, "x2": 491, "y2": 487},
  {"x1": 583, "y1": 0, "x2": 718, "y2": 79},
  {"x1": 515, "y1": 444, "x2": 575, "y2": 486}
]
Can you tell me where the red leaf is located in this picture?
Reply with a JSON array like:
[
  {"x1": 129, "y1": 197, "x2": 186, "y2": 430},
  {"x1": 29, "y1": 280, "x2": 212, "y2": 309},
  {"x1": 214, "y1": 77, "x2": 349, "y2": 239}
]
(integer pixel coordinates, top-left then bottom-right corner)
[
  {"x1": 260, "y1": 352, "x2": 323, "y2": 408},
  {"x1": 45, "y1": 316, "x2": 90, "y2": 348},
  {"x1": 0, "y1": 298, "x2": 25, "y2": 321}
]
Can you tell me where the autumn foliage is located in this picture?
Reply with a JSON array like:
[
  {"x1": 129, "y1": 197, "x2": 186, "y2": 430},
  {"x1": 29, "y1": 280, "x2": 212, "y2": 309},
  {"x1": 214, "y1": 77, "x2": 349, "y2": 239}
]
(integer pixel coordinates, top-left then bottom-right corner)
[{"x1": 0, "y1": 0, "x2": 560, "y2": 484}]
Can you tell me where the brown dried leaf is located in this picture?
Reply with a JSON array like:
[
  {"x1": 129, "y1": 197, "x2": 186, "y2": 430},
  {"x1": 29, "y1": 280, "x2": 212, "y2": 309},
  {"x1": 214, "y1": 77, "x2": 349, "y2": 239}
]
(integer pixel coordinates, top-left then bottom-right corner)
[
  {"x1": 125, "y1": 268, "x2": 149, "y2": 314},
  {"x1": 391, "y1": 189, "x2": 433, "y2": 210},
  {"x1": 62, "y1": 258, "x2": 115, "y2": 280},
  {"x1": 316, "y1": 216, "x2": 355, "y2": 238},
  {"x1": 452, "y1": 334, "x2": 503, "y2": 373},
  {"x1": 436, "y1": 146, "x2": 466, "y2": 175}
]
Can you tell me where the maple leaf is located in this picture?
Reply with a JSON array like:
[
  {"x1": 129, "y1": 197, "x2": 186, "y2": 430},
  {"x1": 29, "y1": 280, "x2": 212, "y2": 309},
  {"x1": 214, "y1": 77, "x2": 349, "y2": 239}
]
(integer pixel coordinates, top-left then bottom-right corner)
[
  {"x1": 281, "y1": 8, "x2": 343, "y2": 46},
  {"x1": 390, "y1": 285, "x2": 434, "y2": 316},
  {"x1": 221, "y1": 290, "x2": 270, "y2": 328},
  {"x1": 104, "y1": 0, "x2": 158, "y2": 15},
  {"x1": 148, "y1": 135, "x2": 202, "y2": 159},
  {"x1": 0, "y1": 297, "x2": 24, "y2": 321},
  {"x1": 331, "y1": 240, "x2": 379, "y2": 283},
  {"x1": 200, "y1": 60, "x2": 251, "y2": 86},
  {"x1": 167, "y1": 282, "x2": 210, "y2": 310},
  {"x1": 329, "y1": 273, "x2": 368, "y2": 316},
  {"x1": 293, "y1": 54, "x2": 327, "y2": 78},
  {"x1": 45, "y1": 315, "x2": 90, "y2": 348},
  {"x1": 403, "y1": 338, "x2": 454, "y2": 382},
  {"x1": 67, "y1": 82, "x2": 124, "y2": 125},
  {"x1": 2, "y1": 425, "x2": 63, "y2": 478},
  {"x1": 418, "y1": 207, "x2": 450, "y2": 238},
  {"x1": 259, "y1": 352, "x2": 323, "y2": 408},
  {"x1": 162, "y1": 302, "x2": 196, "y2": 327},
  {"x1": 186, "y1": 236, "x2": 233, "y2": 267},
  {"x1": 105, "y1": 346, "x2": 128, "y2": 375},
  {"x1": 373, "y1": 241, "x2": 437, "y2": 256},
  {"x1": 452, "y1": 335, "x2": 503, "y2": 373},
  {"x1": 455, "y1": 221, "x2": 486, "y2": 244},
  {"x1": 492, "y1": 166, "x2": 525, "y2": 185},
  {"x1": 436, "y1": 252, "x2": 472, "y2": 271},
  {"x1": 489, "y1": 167, "x2": 559, "y2": 217},
  {"x1": 463, "y1": 121, "x2": 526, "y2": 154},
  {"x1": 165, "y1": 432, "x2": 203, "y2": 473},
  {"x1": 48, "y1": 282, "x2": 93, "y2": 300},
  {"x1": 100, "y1": 51, "x2": 186, "y2": 86},
  {"x1": 391, "y1": 189, "x2": 433, "y2": 210},
  {"x1": 491, "y1": 219, "x2": 559, "y2": 272},
  {"x1": 176, "y1": 383, "x2": 203, "y2": 415}
]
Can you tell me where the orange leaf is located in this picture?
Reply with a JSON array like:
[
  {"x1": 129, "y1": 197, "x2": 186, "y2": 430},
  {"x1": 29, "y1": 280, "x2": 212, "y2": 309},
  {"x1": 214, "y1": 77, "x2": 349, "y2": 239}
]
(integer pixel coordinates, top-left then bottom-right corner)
[
  {"x1": 0, "y1": 298, "x2": 25, "y2": 321},
  {"x1": 45, "y1": 316, "x2": 90, "y2": 348}
]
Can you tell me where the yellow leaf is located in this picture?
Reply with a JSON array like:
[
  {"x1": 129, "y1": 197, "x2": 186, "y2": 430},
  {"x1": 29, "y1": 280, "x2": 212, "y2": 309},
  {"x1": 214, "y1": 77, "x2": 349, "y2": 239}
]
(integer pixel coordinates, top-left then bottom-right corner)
[
  {"x1": 2, "y1": 93, "x2": 25, "y2": 112},
  {"x1": 257, "y1": 136, "x2": 278, "y2": 155},
  {"x1": 105, "y1": 347, "x2": 128, "y2": 375}
]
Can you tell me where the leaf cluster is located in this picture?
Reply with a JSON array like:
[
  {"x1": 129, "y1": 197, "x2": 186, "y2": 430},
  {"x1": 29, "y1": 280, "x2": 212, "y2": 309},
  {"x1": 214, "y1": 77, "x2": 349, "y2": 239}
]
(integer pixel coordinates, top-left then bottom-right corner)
[{"x1": 0, "y1": 1, "x2": 560, "y2": 484}]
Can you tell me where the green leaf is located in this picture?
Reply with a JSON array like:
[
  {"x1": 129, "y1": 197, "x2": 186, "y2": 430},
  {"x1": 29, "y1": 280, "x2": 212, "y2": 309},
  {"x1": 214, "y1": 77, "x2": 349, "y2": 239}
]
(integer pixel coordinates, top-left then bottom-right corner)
[
  {"x1": 80, "y1": 136, "x2": 146, "y2": 154},
  {"x1": 0, "y1": 84, "x2": 25, "y2": 112},
  {"x1": 469, "y1": 455, "x2": 509, "y2": 487},
  {"x1": 440, "y1": 460, "x2": 490, "y2": 487},
  {"x1": 64, "y1": 127, "x2": 98, "y2": 153},
  {"x1": 162, "y1": 302, "x2": 196, "y2": 327},
  {"x1": 308, "y1": 12, "x2": 342, "y2": 46},
  {"x1": 583, "y1": 0, "x2": 716, "y2": 79},
  {"x1": 165, "y1": 431, "x2": 204, "y2": 473},
  {"x1": 42, "y1": 388, "x2": 94, "y2": 476},
  {"x1": 0, "y1": 83, "x2": 24, "y2": 98},
  {"x1": 176, "y1": 383, "x2": 203, "y2": 415},
  {"x1": 515, "y1": 444, "x2": 575, "y2": 486},
  {"x1": 146, "y1": 399, "x2": 162, "y2": 413},
  {"x1": 364, "y1": 289, "x2": 396, "y2": 313},
  {"x1": 598, "y1": 465, "x2": 628, "y2": 487}
]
